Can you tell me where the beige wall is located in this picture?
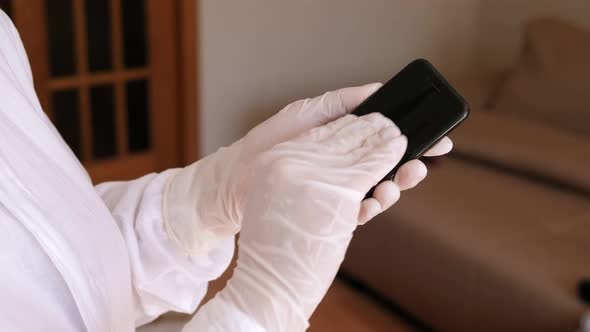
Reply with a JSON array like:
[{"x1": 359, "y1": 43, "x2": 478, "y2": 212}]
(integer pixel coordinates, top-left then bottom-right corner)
[
  {"x1": 197, "y1": 1, "x2": 590, "y2": 155},
  {"x1": 198, "y1": 1, "x2": 480, "y2": 155}
]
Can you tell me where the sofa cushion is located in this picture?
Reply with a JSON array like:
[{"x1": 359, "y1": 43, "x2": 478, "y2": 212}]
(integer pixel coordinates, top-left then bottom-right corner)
[{"x1": 490, "y1": 17, "x2": 590, "y2": 135}]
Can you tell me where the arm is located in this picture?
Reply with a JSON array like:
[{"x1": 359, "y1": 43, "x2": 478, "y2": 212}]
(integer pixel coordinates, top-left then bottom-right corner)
[{"x1": 0, "y1": 10, "x2": 235, "y2": 327}]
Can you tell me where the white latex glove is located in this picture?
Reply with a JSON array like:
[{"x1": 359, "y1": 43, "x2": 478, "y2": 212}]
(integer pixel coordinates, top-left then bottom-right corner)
[
  {"x1": 164, "y1": 84, "x2": 452, "y2": 255},
  {"x1": 581, "y1": 311, "x2": 590, "y2": 332},
  {"x1": 183, "y1": 112, "x2": 407, "y2": 331},
  {"x1": 358, "y1": 142, "x2": 452, "y2": 225}
]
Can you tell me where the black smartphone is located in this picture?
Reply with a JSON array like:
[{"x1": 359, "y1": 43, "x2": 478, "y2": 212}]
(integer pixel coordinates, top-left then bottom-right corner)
[{"x1": 352, "y1": 59, "x2": 469, "y2": 195}]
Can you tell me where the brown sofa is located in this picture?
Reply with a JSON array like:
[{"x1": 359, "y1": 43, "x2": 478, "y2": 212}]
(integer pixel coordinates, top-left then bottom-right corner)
[
  {"x1": 343, "y1": 144, "x2": 589, "y2": 331},
  {"x1": 342, "y1": 18, "x2": 590, "y2": 332}
]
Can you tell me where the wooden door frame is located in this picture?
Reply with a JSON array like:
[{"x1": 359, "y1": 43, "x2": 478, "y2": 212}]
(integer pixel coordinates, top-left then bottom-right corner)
[
  {"x1": 146, "y1": 0, "x2": 200, "y2": 167},
  {"x1": 177, "y1": 0, "x2": 200, "y2": 165},
  {"x1": 12, "y1": 0, "x2": 199, "y2": 171},
  {"x1": 177, "y1": 0, "x2": 199, "y2": 164}
]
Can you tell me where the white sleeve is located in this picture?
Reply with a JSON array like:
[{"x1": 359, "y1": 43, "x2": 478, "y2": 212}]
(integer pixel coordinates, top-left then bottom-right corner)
[{"x1": 95, "y1": 170, "x2": 235, "y2": 327}]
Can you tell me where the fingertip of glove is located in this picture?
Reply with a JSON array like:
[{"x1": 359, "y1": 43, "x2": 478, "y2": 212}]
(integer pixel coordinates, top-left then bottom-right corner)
[
  {"x1": 378, "y1": 125, "x2": 402, "y2": 140},
  {"x1": 373, "y1": 181, "x2": 401, "y2": 209},
  {"x1": 358, "y1": 198, "x2": 382, "y2": 225},
  {"x1": 361, "y1": 82, "x2": 383, "y2": 93},
  {"x1": 384, "y1": 134, "x2": 407, "y2": 152},
  {"x1": 394, "y1": 159, "x2": 427, "y2": 190},
  {"x1": 423, "y1": 136, "x2": 453, "y2": 157},
  {"x1": 339, "y1": 82, "x2": 383, "y2": 113}
]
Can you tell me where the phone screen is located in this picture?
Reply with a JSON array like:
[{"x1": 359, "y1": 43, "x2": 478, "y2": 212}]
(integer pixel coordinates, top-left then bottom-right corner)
[{"x1": 353, "y1": 59, "x2": 469, "y2": 185}]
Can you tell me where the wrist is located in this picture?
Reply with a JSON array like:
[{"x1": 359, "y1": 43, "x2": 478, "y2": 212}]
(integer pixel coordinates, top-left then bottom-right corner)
[
  {"x1": 163, "y1": 146, "x2": 240, "y2": 256},
  {"x1": 218, "y1": 260, "x2": 310, "y2": 332}
]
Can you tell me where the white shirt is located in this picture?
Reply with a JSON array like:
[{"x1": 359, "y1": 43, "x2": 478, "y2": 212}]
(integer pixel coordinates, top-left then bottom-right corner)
[{"x1": 0, "y1": 10, "x2": 233, "y2": 331}]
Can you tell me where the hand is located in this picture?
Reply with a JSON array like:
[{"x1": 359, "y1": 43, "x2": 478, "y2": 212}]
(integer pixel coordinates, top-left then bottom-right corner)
[
  {"x1": 164, "y1": 84, "x2": 452, "y2": 255},
  {"x1": 209, "y1": 113, "x2": 407, "y2": 331},
  {"x1": 358, "y1": 137, "x2": 452, "y2": 224}
]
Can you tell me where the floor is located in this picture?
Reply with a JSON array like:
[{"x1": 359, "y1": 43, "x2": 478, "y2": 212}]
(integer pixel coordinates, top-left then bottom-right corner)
[
  {"x1": 140, "y1": 280, "x2": 413, "y2": 332},
  {"x1": 308, "y1": 279, "x2": 414, "y2": 332},
  {"x1": 140, "y1": 264, "x2": 414, "y2": 332}
]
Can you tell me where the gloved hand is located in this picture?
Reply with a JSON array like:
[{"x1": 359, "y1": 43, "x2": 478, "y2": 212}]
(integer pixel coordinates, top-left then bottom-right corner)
[
  {"x1": 183, "y1": 112, "x2": 409, "y2": 331},
  {"x1": 164, "y1": 84, "x2": 452, "y2": 255}
]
